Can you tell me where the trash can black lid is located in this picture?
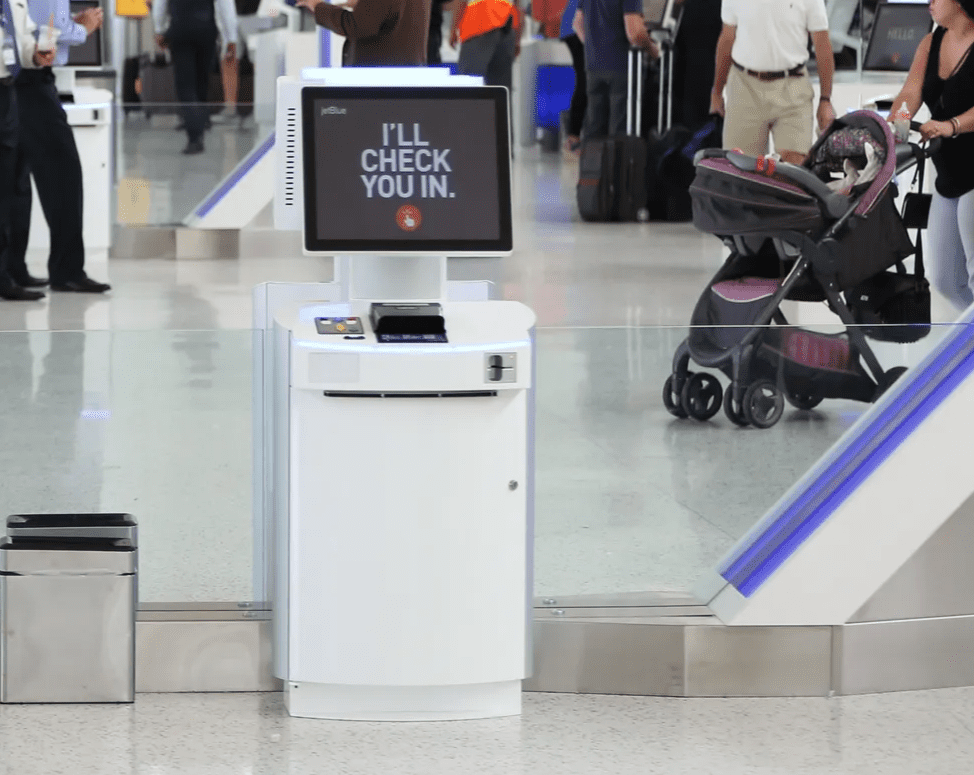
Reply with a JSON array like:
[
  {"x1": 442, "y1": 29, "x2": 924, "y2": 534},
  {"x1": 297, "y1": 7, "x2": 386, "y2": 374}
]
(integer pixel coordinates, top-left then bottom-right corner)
[
  {"x1": 0, "y1": 538, "x2": 136, "y2": 552},
  {"x1": 6, "y1": 513, "x2": 137, "y2": 529}
]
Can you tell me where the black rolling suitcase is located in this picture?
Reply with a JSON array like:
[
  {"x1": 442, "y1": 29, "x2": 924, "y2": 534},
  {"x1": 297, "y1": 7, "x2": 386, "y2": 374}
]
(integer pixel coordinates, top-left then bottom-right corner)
[
  {"x1": 616, "y1": 48, "x2": 649, "y2": 221},
  {"x1": 577, "y1": 137, "x2": 618, "y2": 221},
  {"x1": 576, "y1": 48, "x2": 649, "y2": 222}
]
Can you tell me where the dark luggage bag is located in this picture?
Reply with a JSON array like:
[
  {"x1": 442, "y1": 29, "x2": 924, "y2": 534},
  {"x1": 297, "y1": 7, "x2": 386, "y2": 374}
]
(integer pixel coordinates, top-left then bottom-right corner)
[
  {"x1": 576, "y1": 48, "x2": 649, "y2": 222},
  {"x1": 138, "y1": 52, "x2": 178, "y2": 117},
  {"x1": 577, "y1": 138, "x2": 618, "y2": 221},
  {"x1": 647, "y1": 114, "x2": 722, "y2": 221},
  {"x1": 236, "y1": 51, "x2": 255, "y2": 118},
  {"x1": 122, "y1": 55, "x2": 141, "y2": 114}
]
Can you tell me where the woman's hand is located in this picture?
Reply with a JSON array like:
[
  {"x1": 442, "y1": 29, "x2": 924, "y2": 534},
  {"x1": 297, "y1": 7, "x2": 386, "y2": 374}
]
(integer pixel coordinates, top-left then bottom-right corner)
[{"x1": 919, "y1": 120, "x2": 956, "y2": 140}]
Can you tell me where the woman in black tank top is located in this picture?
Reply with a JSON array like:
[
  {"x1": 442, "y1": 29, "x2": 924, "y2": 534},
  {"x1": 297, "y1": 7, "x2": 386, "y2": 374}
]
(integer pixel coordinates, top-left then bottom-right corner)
[{"x1": 887, "y1": 0, "x2": 974, "y2": 312}]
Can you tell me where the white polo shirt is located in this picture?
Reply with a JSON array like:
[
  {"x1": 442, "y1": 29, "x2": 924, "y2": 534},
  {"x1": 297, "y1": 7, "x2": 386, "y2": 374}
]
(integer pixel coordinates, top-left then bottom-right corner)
[{"x1": 722, "y1": 0, "x2": 830, "y2": 73}]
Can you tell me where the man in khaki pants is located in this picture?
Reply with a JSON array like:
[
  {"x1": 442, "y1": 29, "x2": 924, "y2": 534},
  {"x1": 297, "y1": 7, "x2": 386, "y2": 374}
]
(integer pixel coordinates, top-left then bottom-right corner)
[{"x1": 709, "y1": 0, "x2": 836, "y2": 163}]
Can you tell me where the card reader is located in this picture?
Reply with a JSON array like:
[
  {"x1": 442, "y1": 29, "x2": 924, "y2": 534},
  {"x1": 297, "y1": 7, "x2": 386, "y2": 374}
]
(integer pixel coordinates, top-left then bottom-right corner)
[{"x1": 369, "y1": 303, "x2": 448, "y2": 343}]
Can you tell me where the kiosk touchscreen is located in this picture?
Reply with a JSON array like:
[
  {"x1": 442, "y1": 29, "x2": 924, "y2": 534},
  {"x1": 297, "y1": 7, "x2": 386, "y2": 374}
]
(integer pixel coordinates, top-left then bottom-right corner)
[
  {"x1": 301, "y1": 86, "x2": 513, "y2": 255},
  {"x1": 863, "y1": 2, "x2": 933, "y2": 72}
]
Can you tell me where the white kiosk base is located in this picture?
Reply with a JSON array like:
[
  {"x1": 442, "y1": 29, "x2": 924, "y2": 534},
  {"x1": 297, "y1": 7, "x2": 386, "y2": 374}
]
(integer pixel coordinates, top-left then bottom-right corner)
[
  {"x1": 284, "y1": 681, "x2": 522, "y2": 722},
  {"x1": 263, "y1": 258, "x2": 535, "y2": 722}
]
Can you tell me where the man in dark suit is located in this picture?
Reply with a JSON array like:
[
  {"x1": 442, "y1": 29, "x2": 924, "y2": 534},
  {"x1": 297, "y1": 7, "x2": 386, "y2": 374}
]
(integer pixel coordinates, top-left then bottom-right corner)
[{"x1": 6, "y1": 0, "x2": 110, "y2": 295}]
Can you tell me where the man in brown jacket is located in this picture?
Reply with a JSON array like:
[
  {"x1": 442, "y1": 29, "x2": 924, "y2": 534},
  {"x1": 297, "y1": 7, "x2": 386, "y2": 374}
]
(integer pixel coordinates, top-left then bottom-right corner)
[{"x1": 297, "y1": 0, "x2": 431, "y2": 66}]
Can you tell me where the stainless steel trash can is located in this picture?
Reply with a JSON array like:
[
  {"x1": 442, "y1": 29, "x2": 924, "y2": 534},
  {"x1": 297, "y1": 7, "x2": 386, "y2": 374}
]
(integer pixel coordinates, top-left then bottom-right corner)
[{"x1": 0, "y1": 514, "x2": 137, "y2": 704}]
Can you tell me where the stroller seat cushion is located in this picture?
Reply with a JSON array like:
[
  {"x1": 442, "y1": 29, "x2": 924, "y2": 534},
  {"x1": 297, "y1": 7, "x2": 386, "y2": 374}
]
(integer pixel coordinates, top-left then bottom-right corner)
[
  {"x1": 712, "y1": 277, "x2": 781, "y2": 303},
  {"x1": 813, "y1": 127, "x2": 887, "y2": 174}
]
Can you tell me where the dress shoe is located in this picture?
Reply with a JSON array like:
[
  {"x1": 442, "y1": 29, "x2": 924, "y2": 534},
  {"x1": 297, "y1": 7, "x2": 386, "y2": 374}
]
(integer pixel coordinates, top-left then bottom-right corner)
[
  {"x1": 182, "y1": 139, "x2": 205, "y2": 155},
  {"x1": 50, "y1": 277, "x2": 112, "y2": 294},
  {"x1": 11, "y1": 273, "x2": 49, "y2": 288},
  {"x1": 0, "y1": 283, "x2": 45, "y2": 301}
]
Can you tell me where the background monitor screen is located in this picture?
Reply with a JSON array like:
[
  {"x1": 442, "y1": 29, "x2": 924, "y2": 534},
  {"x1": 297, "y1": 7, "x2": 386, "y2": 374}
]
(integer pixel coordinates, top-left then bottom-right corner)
[
  {"x1": 863, "y1": 2, "x2": 933, "y2": 71},
  {"x1": 301, "y1": 86, "x2": 513, "y2": 254},
  {"x1": 68, "y1": 0, "x2": 103, "y2": 66},
  {"x1": 643, "y1": 0, "x2": 669, "y2": 26}
]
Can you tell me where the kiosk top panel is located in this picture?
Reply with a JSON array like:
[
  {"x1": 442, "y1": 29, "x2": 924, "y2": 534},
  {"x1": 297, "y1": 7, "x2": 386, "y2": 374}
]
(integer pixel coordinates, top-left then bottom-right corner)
[
  {"x1": 301, "y1": 86, "x2": 513, "y2": 256},
  {"x1": 68, "y1": 1, "x2": 104, "y2": 67},
  {"x1": 863, "y1": 2, "x2": 933, "y2": 73}
]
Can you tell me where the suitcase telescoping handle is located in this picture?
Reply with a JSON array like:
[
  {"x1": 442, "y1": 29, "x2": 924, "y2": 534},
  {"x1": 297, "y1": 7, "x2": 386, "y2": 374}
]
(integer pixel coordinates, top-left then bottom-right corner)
[
  {"x1": 657, "y1": 36, "x2": 674, "y2": 135},
  {"x1": 627, "y1": 47, "x2": 642, "y2": 138}
]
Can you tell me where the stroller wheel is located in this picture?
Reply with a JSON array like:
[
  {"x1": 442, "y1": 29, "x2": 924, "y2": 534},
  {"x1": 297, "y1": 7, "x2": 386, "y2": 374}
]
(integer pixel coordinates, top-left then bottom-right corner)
[
  {"x1": 663, "y1": 374, "x2": 689, "y2": 418},
  {"x1": 723, "y1": 384, "x2": 750, "y2": 426},
  {"x1": 786, "y1": 392, "x2": 823, "y2": 411},
  {"x1": 681, "y1": 373, "x2": 723, "y2": 421},
  {"x1": 742, "y1": 380, "x2": 785, "y2": 429},
  {"x1": 874, "y1": 366, "x2": 908, "y2": 400}
]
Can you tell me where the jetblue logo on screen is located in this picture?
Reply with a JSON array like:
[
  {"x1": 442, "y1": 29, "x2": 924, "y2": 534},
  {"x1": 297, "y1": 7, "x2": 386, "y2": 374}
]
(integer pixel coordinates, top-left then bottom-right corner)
[{"x1": 320, "y1": 106, "x2": 347, "y2": 116}]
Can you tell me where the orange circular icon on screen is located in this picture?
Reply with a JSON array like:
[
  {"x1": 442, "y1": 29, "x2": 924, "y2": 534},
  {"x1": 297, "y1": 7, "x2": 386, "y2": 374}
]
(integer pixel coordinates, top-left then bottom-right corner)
[{"x1": 396, "y1": 205, "x2": 422, "y2": 232}]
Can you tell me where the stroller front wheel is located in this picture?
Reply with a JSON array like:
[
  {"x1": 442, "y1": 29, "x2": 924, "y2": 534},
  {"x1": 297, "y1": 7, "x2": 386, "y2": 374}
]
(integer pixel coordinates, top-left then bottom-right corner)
[
  {"x1": 743, "y1": 380, "x2": 785, "y2": 429},
  {"x1": 663, "y1": 374, "x2": 690, "y2": 418},
  {"x1": 681, "y1": 373, "x2": 723, "y2": 421},
  {"x1": 723, "y1": 384, "x2": 750, "y2": 426}
]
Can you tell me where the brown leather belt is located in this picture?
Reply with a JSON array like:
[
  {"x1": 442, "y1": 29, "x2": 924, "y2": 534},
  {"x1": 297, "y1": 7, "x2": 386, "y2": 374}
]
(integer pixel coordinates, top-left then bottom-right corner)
[{"x1": 733, "y1": 60, "x2": 806, "y2": 81}]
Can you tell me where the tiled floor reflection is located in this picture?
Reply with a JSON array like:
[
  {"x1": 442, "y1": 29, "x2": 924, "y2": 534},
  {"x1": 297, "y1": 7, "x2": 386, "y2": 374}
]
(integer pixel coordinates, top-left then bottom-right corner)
[
  {"x1": 3, "y1": 689, "x2": 974, "y2": 774},
  {"x1": 0, "y1": 145, "x2": 964, "y2": 602}
]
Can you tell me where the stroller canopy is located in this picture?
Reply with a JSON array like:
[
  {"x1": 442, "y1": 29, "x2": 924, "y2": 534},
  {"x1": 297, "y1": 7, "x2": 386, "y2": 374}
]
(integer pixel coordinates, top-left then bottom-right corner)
[{"x1": 689, "y1": 111, "x2": 899, "y2": 238}]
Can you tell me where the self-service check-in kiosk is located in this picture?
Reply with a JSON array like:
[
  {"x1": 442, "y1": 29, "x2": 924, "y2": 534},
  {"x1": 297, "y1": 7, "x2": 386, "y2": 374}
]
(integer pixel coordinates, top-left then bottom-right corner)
[{"x1": 256, "y1": 74, "x2": 535, "y2": 721}]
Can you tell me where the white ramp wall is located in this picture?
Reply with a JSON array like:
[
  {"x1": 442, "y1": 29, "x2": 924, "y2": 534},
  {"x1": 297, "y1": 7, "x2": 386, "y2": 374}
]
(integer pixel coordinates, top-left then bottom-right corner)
[{"x1": 703, "y1": 311, "x2": 974, "y2": 626}]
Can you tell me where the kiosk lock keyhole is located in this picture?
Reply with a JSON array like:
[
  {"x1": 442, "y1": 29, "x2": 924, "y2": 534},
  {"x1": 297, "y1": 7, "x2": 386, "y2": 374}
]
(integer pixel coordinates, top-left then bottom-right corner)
[{"x1": 485, "y1": 353, "x2": 516, "y2": 383}]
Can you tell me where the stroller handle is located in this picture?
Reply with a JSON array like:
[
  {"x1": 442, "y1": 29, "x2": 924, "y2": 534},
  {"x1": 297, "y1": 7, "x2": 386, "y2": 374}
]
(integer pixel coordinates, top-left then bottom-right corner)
[
  {"x1": 694, "y1": 149, "x2": 850, "y2": 219},
  {"x1": 892, "y1": 122, "x2": 941, "y2": 175}
]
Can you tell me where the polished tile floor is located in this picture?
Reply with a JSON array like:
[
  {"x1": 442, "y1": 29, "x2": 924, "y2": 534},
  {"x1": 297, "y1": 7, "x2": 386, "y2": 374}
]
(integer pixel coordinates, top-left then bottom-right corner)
[{"x1": 3, "y1": 689, "x2": 974, "y2": 774}]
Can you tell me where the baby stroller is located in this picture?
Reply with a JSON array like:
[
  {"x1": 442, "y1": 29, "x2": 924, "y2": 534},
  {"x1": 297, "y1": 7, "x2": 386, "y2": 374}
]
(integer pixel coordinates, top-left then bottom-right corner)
[{"x1": 662, "y1": 110, "x2": 934, "y2": 429}]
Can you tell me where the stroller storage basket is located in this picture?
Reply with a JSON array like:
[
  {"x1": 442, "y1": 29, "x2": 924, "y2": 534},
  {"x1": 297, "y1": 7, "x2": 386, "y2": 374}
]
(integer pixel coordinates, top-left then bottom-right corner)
[{"x1": 762, "y1": 328, "x2": 877, "y2": 404}]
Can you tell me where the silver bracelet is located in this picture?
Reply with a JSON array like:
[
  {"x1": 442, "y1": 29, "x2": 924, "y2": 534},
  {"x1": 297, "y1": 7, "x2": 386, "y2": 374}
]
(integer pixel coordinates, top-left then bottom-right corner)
[{"x1": 951, "y1": 117, "x2": 962, "y2": 136}]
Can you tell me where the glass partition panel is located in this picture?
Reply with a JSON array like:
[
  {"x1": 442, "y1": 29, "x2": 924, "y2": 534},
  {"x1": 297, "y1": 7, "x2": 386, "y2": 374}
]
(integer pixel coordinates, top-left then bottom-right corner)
[
  {"x1": 115, "y1": 101, "x2": 275, "y2": 227},
  {"x1": 0, "y1": 329, "x2": 255, "y2": 605},
  {"x1": 2, "y1": 321, "x2": 967, "y2": 609},
  {"x1": 532, "y1": 322, "x2": 967, "y2": 601}
]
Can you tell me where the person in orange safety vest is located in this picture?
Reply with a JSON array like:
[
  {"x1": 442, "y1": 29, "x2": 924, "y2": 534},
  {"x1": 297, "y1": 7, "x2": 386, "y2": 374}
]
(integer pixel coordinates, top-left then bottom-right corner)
[{"x1": 450, "y1": 0, "x2": 521, "y2": 88}]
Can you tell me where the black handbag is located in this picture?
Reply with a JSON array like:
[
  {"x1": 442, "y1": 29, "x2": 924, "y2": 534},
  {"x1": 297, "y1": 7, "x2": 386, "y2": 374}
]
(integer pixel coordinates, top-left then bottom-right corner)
[
  {"x1": 902, "y1": 191, "x2": 932, "y2": 229},
  {"x1": 848, "y1": 146, "x2": 932, "y2": 343},
  {"x1": 849, "y1": 268, "x2": 931, "y2": 343}
]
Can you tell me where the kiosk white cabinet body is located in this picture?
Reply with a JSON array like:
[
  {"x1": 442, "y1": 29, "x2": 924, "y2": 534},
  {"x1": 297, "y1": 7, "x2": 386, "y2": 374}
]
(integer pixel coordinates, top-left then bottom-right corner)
[
  {"x1": 272, "y1": 300, "x2": 533, "y2": 720},
  {"x1": 264, "y1": 73, "x2": 533, "y2": 720}
]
